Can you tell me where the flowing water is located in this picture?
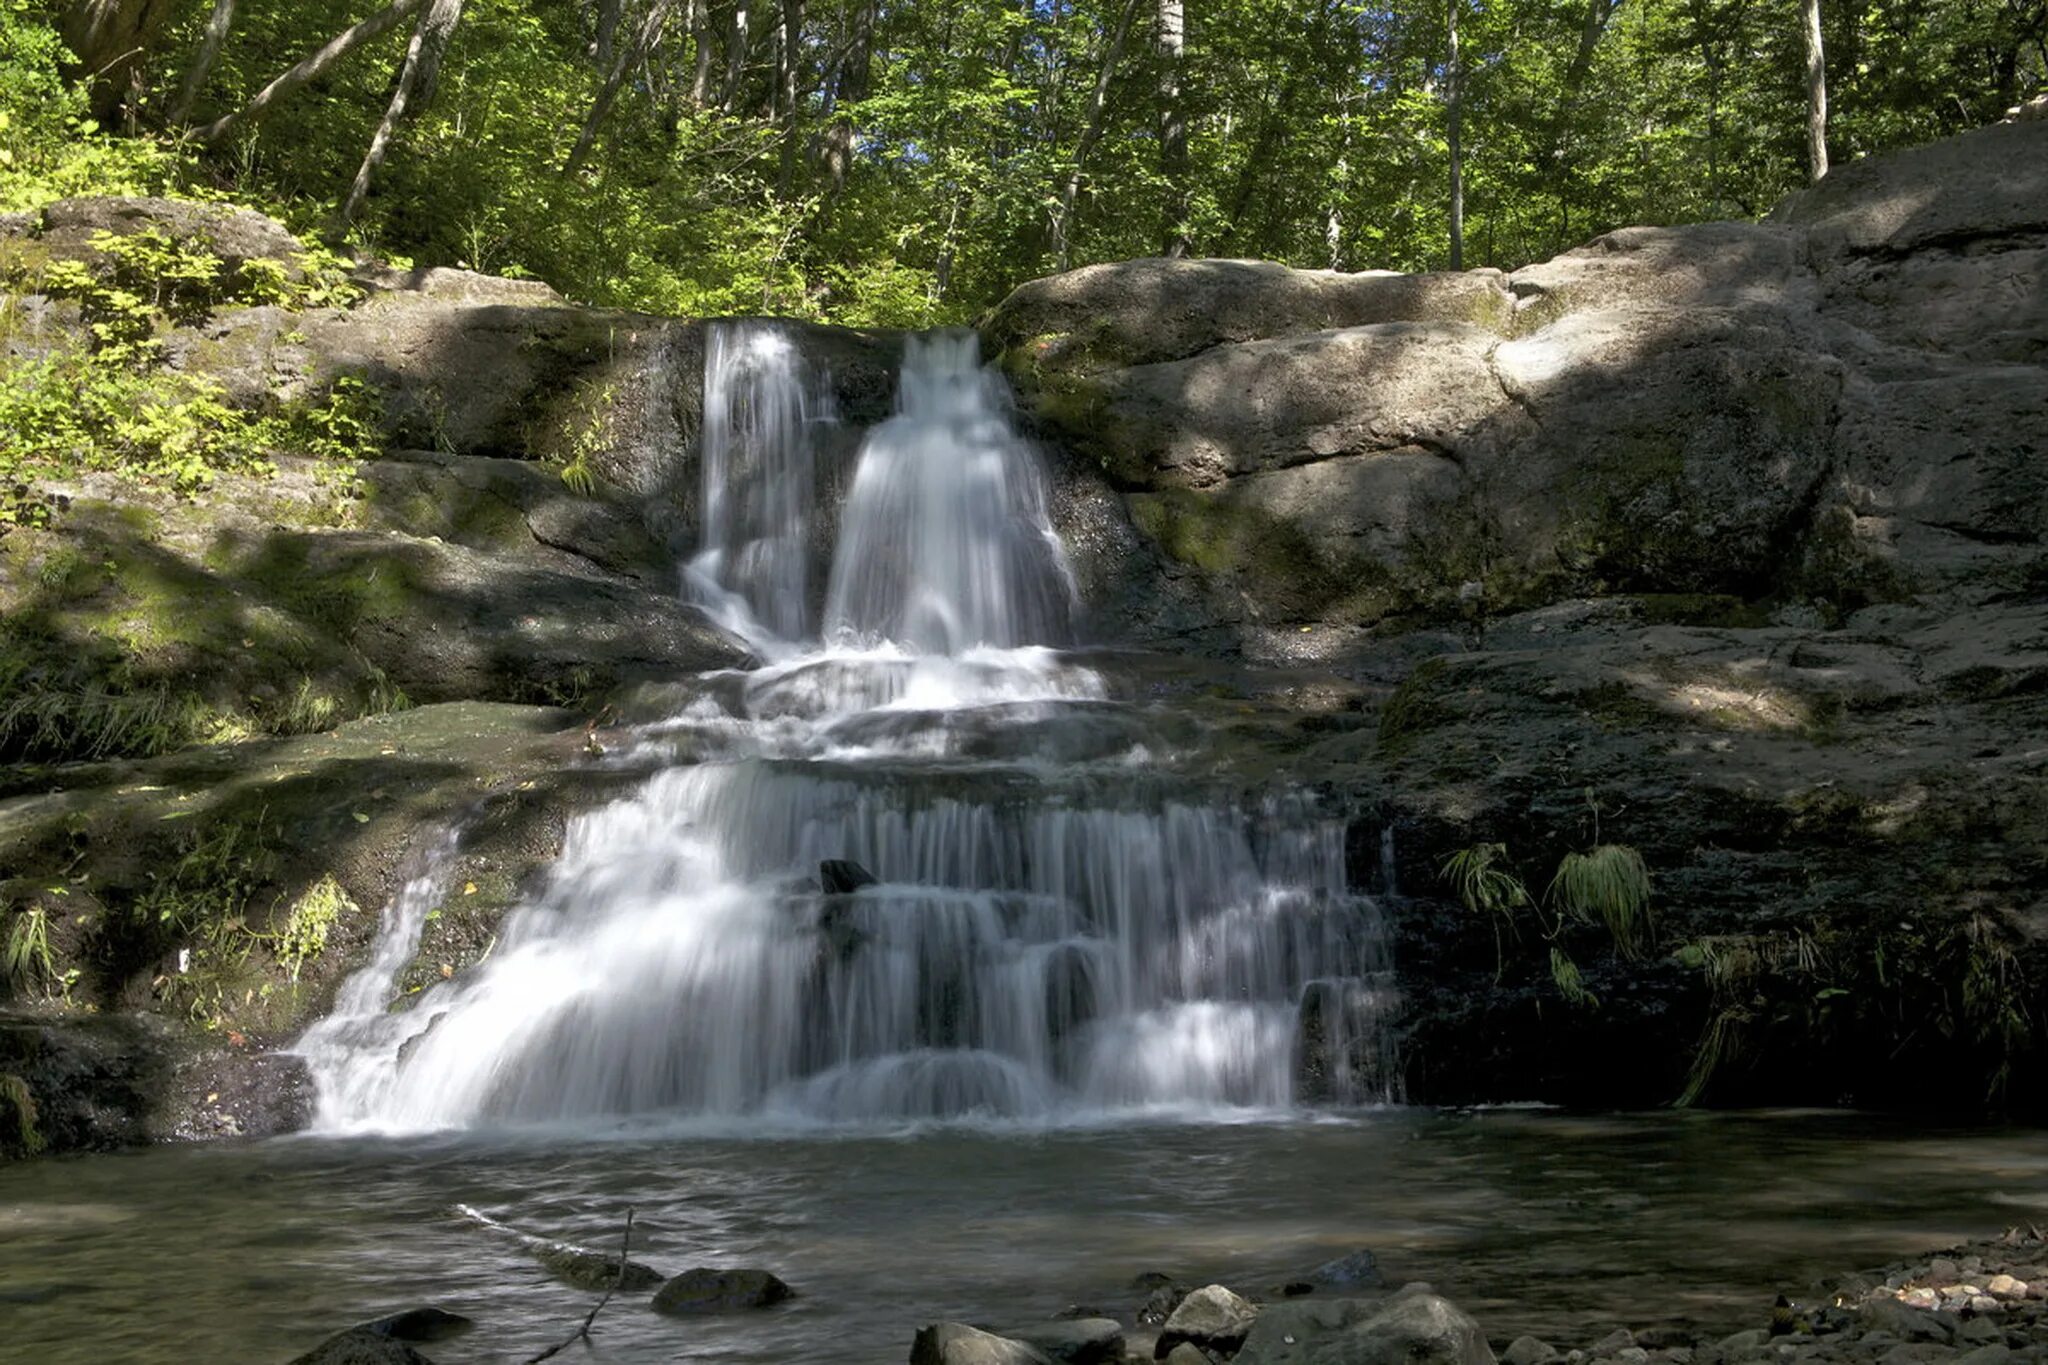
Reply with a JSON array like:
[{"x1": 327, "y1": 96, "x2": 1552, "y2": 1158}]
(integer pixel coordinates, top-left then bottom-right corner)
[
  {"x1": 2, "y1": 1113, "x2": 2044, "y2": 1364},
  {"x1": 301, "y1": 323, "x2": 1394, "y2": 1134},
  {"x1": 21, "y1": 327, "x2": 2045, "y2": 1363}
]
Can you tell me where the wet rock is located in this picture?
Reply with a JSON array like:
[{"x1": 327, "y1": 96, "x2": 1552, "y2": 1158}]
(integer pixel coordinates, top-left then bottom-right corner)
[
  {"x1": 1636, "y1": 1329, "x2": 1696, "y2": 1351},
  {"x1": 1157, "y1": 1284, "x2": 1260, "y2": 1357},
  {"x1": 821, "y1": 859, "x2": 878, "y2": 894},
  {"x1": 1306, "y1": 1249, "x2": 1386, "y2": 1291},
  {"x1": 1504, "y1": 1336, "x2": 1561, "y2": 1365},
  {"x1": 534, "y1": 1242, "x2": 665, "y2": 1293},
  {"x1": 1235, "y1": 1288, "x2": 1495, "y2": 1365},
  {"x1": 287, "y1": 1328, "x2": 435, "y2": 1364},
  {"x1": 1592, "y1": 1330, "x2": 1638, "y2": 1355},
  {"x1": 1985, "y1": 1276, "x2": 2024, "y2": 1299},
  {"x1": 1139, "y1": 1284, "x2": 1192, "y2": 1327},
  {"x1": 1163, "y1": 1346, "x2": 1217, "y2": 1365},
  {"x1": 1130, "y1": 1271, "x2": 1181, "y2": 1293},
  {"x1": 910, "y1": 1322, "x2": 1057, "y2": 1365},
  {"x1": 650, "y1": 1267, "x2": 793, "y2": 1314},
  {"x1": 1009, "y1": 1317, "x2": 1124, "y2": 1364},
  {"x1": 360, "y1": 1307, "x2": 474, "y2": 1343}
]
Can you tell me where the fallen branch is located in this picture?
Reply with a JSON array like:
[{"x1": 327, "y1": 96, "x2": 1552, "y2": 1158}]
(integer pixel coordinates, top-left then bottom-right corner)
[{"x1": 522, "y1": 1208, "x2": 636, "y2": 1365}]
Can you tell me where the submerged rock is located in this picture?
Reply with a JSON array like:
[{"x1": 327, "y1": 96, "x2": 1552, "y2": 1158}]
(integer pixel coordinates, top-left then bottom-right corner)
[
  {"x1": 360, "y1": 1307, "x2": 474, "y2": 1343},
  {"x1": 909, "y1": 1322, "x2": 1058, "y2": 1365},
  {"x1": 1306, "y1": 1249, "x2": 1385, "y2": 1291},
  {"x1": 650, "y1": 1266, "x2": 793, "y2": 1314},
  {"x1": 287, "y1": 1327, "x2": 435, "y2": 1364},
  {"x1": 533, "y1": 1241, "x2": 665, "y2": 1293},
  {"x1": 1158, "y1": 1284, "x2": 1260, "y2": 1357}
]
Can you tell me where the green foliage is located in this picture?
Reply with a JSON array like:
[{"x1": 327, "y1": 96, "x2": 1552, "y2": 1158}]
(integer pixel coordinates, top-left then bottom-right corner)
[
  {"x1": 3, "y1": 901, "x2": 53, "y2": 987},
  {"x1": 1549, "y1": 946, "x2": 1598, "y2": 1009},
  {"x1": 1547, "y1": 844, "x2": 1655, "y2": 959},
  {"x1": 0, "y1": 641, "x2": 231, "y2": 760},
  {"x1": 0, "y1": 11, "x2": 179, "y2": 211},
  {"x1": 267, "y1": 875, "x2": 349, "y2": 984},
  {"x1": 1441, "y1": 841, "x2": 1531, "y2": 979}
]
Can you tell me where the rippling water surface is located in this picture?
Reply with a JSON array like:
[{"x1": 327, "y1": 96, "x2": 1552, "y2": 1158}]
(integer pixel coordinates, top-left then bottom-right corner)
[{"x1": 3, "y1": 1110, "x2": 2044, "y2": 1363}]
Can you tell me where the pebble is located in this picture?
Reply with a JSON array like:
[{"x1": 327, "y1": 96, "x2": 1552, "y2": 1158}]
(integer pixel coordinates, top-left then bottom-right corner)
[
  {"x1": 1984, "y1": 1276, "x2": 2024, "y2": 1299},
  {"x1": 1593, "y1": 1329, "x2": 1639, "y2": 1355},
  {"x1": 1505, "y1": 1335, "x2": 1562, "y2": 1365},
  {"x1": 1932, "y1": 1261, "x2": 1962, "y2": 1281},
  {"x1": 1902, "y1": 1290, "x2": 1941, "y2": 1310},
  {"x1": 1965, "y1": 1297, "x2": 2000, "y2": 1315}
]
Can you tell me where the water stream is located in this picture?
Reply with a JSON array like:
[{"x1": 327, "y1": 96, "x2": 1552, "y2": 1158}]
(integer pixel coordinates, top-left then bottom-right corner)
[{"x1": 301, "y1": 324, "x2": 1394, "y2": 1134}]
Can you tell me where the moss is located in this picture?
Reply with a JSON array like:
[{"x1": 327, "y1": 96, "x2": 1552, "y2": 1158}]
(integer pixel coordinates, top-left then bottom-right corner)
[
  {"x1": 1574, "y1": 680, "x2": 1664, "y2": 731},
  {"x1": 1377, "y1": 657, "x2": 1452, "y2": 756},
  {"x1": 1633, "y1": 593, "x2": 1772, "y2": 628},
  {"x1": 397, "y1": 866, "x2": 519, "y2": 998}
]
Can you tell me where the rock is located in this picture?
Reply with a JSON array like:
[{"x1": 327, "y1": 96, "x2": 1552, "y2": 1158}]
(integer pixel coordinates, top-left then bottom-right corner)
[
  {"x1": 1503, "y1": 1335, "x2": 1561, "y2": 1365},
  {"x1": 649, "y1": 1267, "x2": 792, "y2": 1314},
  {"x1": 1306, "y1": 1250, "x2": 1386, "y2": 1291},
  {"x1": 1932, "y1": 1261, "x2": 1963, "y2": 1281},
  {"x1": 287, "y1": 1328, "x2": 435, "y2": 1364},
  {"x1": 1636, "y1": 1329, "x2": 1695, "y2": 1351},
  {"x1": 1235, "y1": 1290, "x2": 1495, "y2": 1365},
  {"x1": 1903, "y1": 1291, "x2": 1943, "y2": 1310},
  {"x1": 534, "y1": 1240, "x2": 666, "y2": 1292},
  {"x1": 359, "y1": 1308, "x2": 474, "y2": 1343},
  {"x1": 1613, "y1": 1350, "x2": 1650, "y2": 1365},
  {"x1": 1859, "y1": 1298, "x2": 1959, "y2": 1344},
  {"x1": 910, "y1": 1322, "x2": 1058, "y2": 1365},
  {"x1": 1140, "y1": 1285, "x2": 1192, "y2": 1327},
  {"x1": 20, "y1": 197, "x2": 307, "y2": 277},
  {"x1": 1157, "y1": 1284, "x2": 1260, "y2": 1357},
  {"x1": 1123, "y1": 1330, "x2": 1162, "y2": 1361},
  {"x1": 1591, "y1": 1330, "x2": 1638, "y2": 1355},
  {"x1": 1163, "y1": 1347, "x2": 1217, "y2": 1365},
  {"x1": 1131, "y1": 1272, "x2": 1181, "y2": 1293},
  {"x1": 1008, "y1": 1317, "x2": 1124, "y2": 1365},
  {"x1": 821, "y1": 858, "x2": 878, "y2": 893},
  {"x1": 1985, "y1": 1276, "x2": 2024, "y2": 1300}
]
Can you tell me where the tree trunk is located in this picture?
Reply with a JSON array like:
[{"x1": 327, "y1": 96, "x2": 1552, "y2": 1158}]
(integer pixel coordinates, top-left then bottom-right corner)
[
  {"x1": 1155, "y1": 0, "x2": 1188, "y2": 258},
  {"x1": 594, "y1": 0, "x2": 623, "y2": 71},
  {"x1": 200, "y1": 0, "x2": 426, "y2": 146},
  {"x1": 565, "y1": 1, "x2": 671, "y2": 176},
  {"x1": 688, "y1": 0, "x2": 714, "y2": 107},
  {"x1": 341, "y1": 0, "x2": 465, "y2": 223},
  {"x1": 59, "y1": 0, "x2": 177, "y2": 124},
  {"x1": 169, "y1": 0, "x2": 237, "y2": 127},
  {"x1": 1051, "y1": 0, "x2": 1141, "y2": 269},
  {"x1": 1447, "y1": 0, "x2": 1464, "y2": 270},
  {"x1": 723, "y1": 0, "x2": 752, "y2": 109},
  {"x1": 819, "y1": 0, "x2": 873, "y2": 190},
  {"x1": 1800, "y1": 0, "x2": 1828, "y2": 181}
]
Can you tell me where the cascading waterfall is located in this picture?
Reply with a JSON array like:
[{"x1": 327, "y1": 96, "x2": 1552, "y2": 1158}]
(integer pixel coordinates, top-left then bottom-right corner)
[
  {"x1": 303, "y1": 323, "x2": 1396, "y2": 1133},
  {"x1": 684, "y1": 322, "x2": 837, "y2": 649}
]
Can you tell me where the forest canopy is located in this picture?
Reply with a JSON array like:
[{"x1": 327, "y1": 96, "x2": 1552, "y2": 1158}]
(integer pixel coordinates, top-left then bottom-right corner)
[{"x1": 8, "y1": 0, "x2": 2047, "y2": 326}]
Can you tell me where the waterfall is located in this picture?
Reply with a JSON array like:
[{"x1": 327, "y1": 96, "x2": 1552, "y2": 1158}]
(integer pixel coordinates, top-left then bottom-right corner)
[{"x1": 301, "y1": 322, "x2": 1397, "y2": 1133}]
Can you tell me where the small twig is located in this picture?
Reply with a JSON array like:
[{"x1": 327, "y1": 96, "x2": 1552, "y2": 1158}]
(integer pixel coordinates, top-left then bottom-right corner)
[{"x1": 523, "y1": 1208, "x2": 636, "y2": 1364}]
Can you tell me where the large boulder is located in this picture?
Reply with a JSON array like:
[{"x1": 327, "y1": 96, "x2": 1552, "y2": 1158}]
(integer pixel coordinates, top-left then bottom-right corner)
[
  {"x1": 1235, "y1": 1288, "x2": 1496, "y2": 1365},
  {"x1": 986, "y1": 116, "x2": 2048, "y2": 657}
]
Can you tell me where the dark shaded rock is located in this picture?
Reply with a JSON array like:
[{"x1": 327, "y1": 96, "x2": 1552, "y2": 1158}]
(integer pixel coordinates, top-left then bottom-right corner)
[
  {"x1": 1010, "y1": 1317, "x2": 1125, "y2": 1364},
  {"x1": 910, "y1": 1322, "x2": 1057, "y2": 1365},
  {"x1": 1502, "y1": 1335, "x2": 1560, "y2": 1365},
  {"x1": 287, "y1": 1327, "x2": 434, "y2": 1365},
  {"x1": 1158, "y1": 1284, "x2": 1260, "y2": 1357},
  {"x1": 361, "y1": 1308, "x2": 474, "y2": 1343},
  {"x1": 821, "y1": 858, "x2": 878, "y2": 894},
  {"x1": 1235, "y1": 1288, "x2": 1495, "y2": 1365},
  {"x1": 650, "y1": 1267, "x2": 793, "y2": 1314},
  {"x1": 1306, "y1": 1250, "x2": 1385, "y2": 1291},
  {"x1": 1130, "y1": 1272, "x2": 1180, "y2": 1293},
  {"x1": 1857, "y1": 1298, "x2": 1959, "y2": 1344},
  {"x1": 1139, "y1": 1283, "x2": 1191, "y2": 1326}
]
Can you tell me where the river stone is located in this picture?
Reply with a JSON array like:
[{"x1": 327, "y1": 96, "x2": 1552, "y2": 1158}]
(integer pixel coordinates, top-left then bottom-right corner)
[
  {"x1": 650, "y1": 1267, "x2": 793, "y2": 1314},
  {"x1": 1306, "y1": 1250, "x2": 1386, "y2": 1291},
  {"x1": 1235, "y1": 1288, "x2": 1496, "y2": 1365},
  {"x1": 821, "y1": 858, "x2": 877, "y2": 893},
  {"x1": 360, "y1": 1307, "x2": 475, "y2": 1342},
  {"x1": 1140, "y1": 1284, "x2": 1192, "y2": 1326},
  {"x1": 910, "y1": 1322, "x2": 1058, "y2": 1365},
  {"x1": 1504, "y1": 1336, "x2": 1561, "y2": 1365},
  {"x1": 534, "y1": 1242, "x2": 665, "y2": 1292},
  {"x1": 1859, "y1": 1298, "x2": 1960, "y2": 1344},
  {"x1": 1009, "y1": 1317, "x2": 1124, "y2": 1364},
  {"x1": 1163, "y1": 1347, "x2": 1216, "y2": 1365},
  {"x1": 1158, "y1": 1284, "x2": 1260, "y2": 1356},
  {"x1": 287, "y1": 1328, "x2": 435, "y2": 1364}
]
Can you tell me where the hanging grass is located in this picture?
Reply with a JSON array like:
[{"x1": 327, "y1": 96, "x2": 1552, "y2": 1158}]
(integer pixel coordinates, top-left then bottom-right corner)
[
  {"x1": 1441, "y1": 842, "x2": 1531, "y2": 980},
  {"x1": 1549, "y1": 947, "x2": 1598, "y2": 1008},
  {"x1": 1548, "y1": 844, "x2": 1654, "y2": 958}
]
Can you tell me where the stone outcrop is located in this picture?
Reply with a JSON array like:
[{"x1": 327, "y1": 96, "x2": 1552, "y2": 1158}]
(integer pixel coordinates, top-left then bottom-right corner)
[{"x1": 986, "y1": 118, "x2": 2048, "y2": 660}]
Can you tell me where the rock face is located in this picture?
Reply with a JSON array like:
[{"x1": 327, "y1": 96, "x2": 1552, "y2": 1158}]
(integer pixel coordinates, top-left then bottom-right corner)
[
  {"x1": 983, "y1": 114, "x2": 2048, "y2": 1113},
  {"x1": 986, "y1": 117, "x2": 2048, "y2": 657}
]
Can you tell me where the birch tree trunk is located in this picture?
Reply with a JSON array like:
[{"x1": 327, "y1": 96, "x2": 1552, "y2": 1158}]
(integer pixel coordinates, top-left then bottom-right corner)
[
  {"x1": 200, "y1": 0, "x2": 427, "y2": 146},
  {"x1": 1801, "y1": 0, "x2": 1829, "y2": 181},
  {"x1": 169, "y1": 0, "x2": 237, "y2": 127},
  {"x1": 1156, "y1": 0, "x2": 1188, "y2": 258},
  {"x1": 1447, "y1": 0, "x2": 1465, "y2": 270},
  {"x1": 341, "y1": 0, "x2": 466, "y2": 223}
]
